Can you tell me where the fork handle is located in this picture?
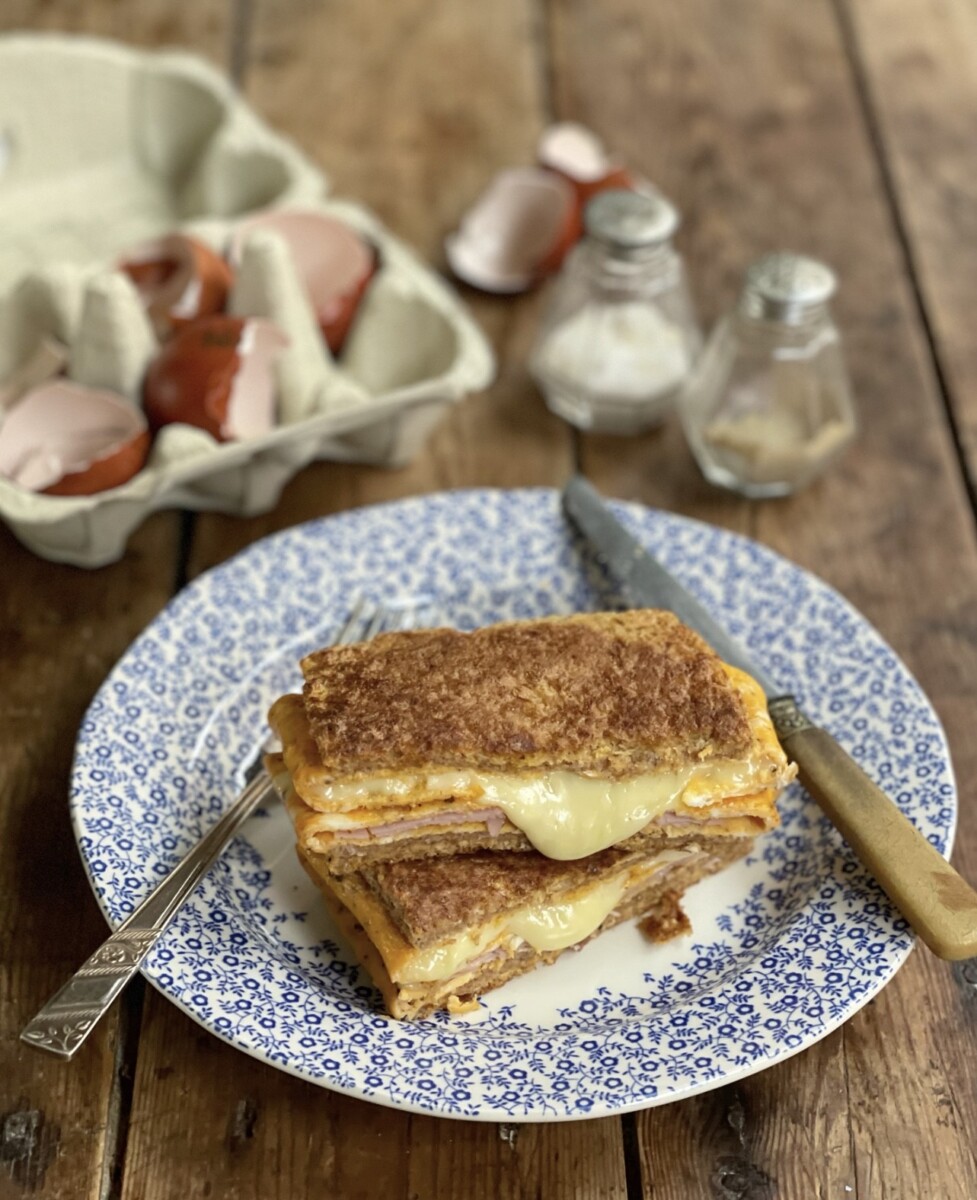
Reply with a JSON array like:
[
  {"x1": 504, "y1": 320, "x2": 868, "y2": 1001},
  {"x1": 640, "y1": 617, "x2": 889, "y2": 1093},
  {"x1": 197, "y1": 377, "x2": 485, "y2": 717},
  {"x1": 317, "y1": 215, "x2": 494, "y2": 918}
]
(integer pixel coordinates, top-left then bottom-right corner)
[{"x1": 21, "y1": 770, "x2": 273, "y2": 1059}]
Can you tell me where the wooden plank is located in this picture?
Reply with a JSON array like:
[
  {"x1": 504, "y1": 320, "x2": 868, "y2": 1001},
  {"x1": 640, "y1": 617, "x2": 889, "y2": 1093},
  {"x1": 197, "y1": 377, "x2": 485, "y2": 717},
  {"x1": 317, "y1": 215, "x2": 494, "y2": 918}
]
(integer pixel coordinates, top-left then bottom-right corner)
[
  {"x1": 120, "y1": 3, "x2": 607, "y2": 1199},
  {"x1": 184, "y1": 0, "x2": 573, "y2": 572},
  {"x1": 839, "y1": 0, "x2": 977, "y2": 485},
  {"x1": 0, "y1": 8, "x2": 233, "y2": 1200},
  {"x1": 1, "y1": 0, "x2": 229, "y2": 60},
  {"x1": 555, "y1": 0, "x2": 977, "y2": 1196},
  {"x1": 0, "y1": 517, "x2": 179, "y2": 1200}
]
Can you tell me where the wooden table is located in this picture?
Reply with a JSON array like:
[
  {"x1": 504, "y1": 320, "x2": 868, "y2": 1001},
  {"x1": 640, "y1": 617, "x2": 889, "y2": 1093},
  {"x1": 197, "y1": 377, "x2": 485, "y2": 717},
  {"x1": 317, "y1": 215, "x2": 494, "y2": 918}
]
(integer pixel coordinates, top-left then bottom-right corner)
[{"x1": 3, "y1": 1, "x2": 977, "y2": 1196}]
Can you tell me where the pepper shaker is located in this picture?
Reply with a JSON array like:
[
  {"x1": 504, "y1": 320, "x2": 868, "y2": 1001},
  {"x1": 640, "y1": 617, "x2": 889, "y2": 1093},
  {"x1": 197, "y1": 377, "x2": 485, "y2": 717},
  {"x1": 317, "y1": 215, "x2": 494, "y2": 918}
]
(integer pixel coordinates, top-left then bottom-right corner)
[
  {"x1": 529, "y1": 189, "x2": 702, "y2": 435},
  {"x1": 679, "y1": 253, "x2": 857, "y2": 497}
]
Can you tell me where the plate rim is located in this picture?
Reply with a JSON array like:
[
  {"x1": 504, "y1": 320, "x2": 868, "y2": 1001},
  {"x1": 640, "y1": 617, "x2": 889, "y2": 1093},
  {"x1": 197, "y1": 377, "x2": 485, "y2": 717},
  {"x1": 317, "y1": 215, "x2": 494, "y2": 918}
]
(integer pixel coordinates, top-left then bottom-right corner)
[{"x1": 68, "y1": 486, "x2": 957, "y2": 1120}]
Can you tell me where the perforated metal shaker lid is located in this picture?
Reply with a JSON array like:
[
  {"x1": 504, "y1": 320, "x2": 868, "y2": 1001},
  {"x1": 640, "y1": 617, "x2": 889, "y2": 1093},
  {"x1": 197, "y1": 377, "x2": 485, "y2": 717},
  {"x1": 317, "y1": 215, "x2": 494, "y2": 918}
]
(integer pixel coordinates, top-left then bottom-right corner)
[
  {"x1": 583, "y1": 189, "x2": 679, "y2": 255},
  {"x1": 741, "y1": 252, "x2": 837, "y2": 322}
]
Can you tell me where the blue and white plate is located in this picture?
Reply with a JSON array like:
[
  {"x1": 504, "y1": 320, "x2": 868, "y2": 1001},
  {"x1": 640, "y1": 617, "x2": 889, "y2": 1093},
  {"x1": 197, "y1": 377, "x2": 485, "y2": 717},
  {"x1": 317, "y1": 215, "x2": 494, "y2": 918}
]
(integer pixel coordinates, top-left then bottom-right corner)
[{"x1": 71, "y1": 489, "x2": 955, "y2": 1120}]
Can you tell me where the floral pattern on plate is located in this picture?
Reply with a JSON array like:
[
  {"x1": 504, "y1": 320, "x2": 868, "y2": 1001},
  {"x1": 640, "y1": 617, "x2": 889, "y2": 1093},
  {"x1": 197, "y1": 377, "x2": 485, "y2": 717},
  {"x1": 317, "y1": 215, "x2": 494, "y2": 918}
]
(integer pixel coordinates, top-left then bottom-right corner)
[{"x1": 71, "y1": 489, "x2": 955, "y2": 1120}]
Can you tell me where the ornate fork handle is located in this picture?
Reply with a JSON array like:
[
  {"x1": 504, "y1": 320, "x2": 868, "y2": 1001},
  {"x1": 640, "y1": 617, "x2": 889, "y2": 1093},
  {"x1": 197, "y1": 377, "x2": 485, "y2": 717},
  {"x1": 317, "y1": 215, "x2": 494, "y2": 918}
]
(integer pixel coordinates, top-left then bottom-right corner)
[{"x1": 22, "y1": 769, "x2": 273, "y2": 1059}]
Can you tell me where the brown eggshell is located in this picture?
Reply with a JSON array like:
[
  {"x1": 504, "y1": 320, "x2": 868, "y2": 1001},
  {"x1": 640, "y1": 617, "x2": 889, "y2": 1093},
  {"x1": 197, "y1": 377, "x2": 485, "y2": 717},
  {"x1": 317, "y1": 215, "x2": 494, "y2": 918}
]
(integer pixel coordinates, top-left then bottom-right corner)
[
  {"x1": 316, "y1": 243, "x2": 378, "y2": 355},
  {"x1": 445, "y1": 168, "x2": 579, "y2": 293},
  {"x1": 142, "y1": 315, "x2": 288, "y2": 442},
  {"x1": 44, "y1": 429, "x2": 151, "y2": 496},
  {"x1": 0, "y1": 380, "x2": 150, "y2": 495},
  {"x1": 120, "y1": 234, "x2": 234, "y2": 338},
  {"x1": 229, "y1": 211, "x2": 376, "y2": 355}
]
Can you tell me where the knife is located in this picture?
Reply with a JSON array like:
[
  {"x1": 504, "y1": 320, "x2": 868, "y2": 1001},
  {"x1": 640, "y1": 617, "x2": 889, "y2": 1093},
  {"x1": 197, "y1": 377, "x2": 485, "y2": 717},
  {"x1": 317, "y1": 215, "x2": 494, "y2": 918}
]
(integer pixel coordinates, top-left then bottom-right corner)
[{"x1": 562, "y1": 474, "x2": 977, "y2": 961}]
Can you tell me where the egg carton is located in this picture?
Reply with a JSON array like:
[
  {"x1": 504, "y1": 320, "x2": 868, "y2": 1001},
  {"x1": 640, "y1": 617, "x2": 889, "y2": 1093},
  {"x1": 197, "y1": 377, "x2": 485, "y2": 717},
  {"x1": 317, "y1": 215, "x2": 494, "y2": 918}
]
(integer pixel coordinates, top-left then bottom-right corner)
[{"x1": 0, "y1": 35, "x2": 494, "y2": 566}]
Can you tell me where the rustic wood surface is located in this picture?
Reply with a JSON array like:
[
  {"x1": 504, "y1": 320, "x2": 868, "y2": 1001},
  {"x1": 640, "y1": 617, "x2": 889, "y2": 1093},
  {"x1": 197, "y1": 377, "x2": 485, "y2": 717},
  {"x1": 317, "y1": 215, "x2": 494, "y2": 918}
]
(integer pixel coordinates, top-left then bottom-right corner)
[{"x1": 2, "y1": 1, "x2": 976, "y2": 1197}]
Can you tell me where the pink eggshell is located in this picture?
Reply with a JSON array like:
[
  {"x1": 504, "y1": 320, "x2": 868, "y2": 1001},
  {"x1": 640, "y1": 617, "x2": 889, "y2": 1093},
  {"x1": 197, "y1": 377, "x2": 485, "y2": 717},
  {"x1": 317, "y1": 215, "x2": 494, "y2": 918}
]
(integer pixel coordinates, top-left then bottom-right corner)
[
  {"x1": 538, "y1": 122, "x2": 637, "y2": 207},
  {"x1": 0, "y1": 381, "x2": 150, "y2": 495},
  {"x1": 445, "y1": 167, "x2": 579, "y2": 293},
  {"x1": 229, "y1": 211, "x2": 375, "y2": 354},
  {"x1": 143, "y1": 315, "x2": 288, "y2": 442}
]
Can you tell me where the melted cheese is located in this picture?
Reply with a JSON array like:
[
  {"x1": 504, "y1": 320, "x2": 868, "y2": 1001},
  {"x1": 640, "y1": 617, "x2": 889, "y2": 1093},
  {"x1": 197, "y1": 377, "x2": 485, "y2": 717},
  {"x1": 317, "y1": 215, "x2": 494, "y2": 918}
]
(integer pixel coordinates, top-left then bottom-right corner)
[
  {"x1": 290, "y1": 667, "x2": 789, "y2": 861},
  {"x1": 396, "y1": 849, "x2": 693, "y2": 983},
  {"x1": 307, "y1": 756, "x2": 766, "y2": 860}
]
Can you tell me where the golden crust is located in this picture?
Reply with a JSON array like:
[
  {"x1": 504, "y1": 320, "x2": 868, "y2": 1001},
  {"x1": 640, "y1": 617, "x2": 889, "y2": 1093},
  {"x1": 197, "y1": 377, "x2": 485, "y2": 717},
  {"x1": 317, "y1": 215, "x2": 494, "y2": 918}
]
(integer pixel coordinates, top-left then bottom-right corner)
[
  {"x1": 301, "y1": 838, "x2": 752, "y2": 1020},
  {"x1": 298, "y1": 610, "x2": 754, "y2": 779},
  {"x1": 366, "y1": 845, "x2": 672, "y2": 947}
]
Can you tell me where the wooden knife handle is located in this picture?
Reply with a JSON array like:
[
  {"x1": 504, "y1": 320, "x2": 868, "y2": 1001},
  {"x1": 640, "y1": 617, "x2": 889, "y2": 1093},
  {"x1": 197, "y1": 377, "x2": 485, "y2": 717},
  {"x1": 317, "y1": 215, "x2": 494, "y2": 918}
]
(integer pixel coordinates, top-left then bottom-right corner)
[{"x1": 776, "y1": 716, "x2": 977, "y2": 961}]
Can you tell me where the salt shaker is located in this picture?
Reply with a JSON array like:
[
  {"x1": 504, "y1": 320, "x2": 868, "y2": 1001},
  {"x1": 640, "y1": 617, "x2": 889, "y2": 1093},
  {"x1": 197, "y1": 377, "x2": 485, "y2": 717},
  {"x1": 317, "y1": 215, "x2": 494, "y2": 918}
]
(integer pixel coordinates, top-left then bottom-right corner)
[
  {"x1": 529, "y1": 189, "x2": 701, "y2": 434},
  {"x1": 680, "y1": 253, "x2": 857, "y2": 497}
]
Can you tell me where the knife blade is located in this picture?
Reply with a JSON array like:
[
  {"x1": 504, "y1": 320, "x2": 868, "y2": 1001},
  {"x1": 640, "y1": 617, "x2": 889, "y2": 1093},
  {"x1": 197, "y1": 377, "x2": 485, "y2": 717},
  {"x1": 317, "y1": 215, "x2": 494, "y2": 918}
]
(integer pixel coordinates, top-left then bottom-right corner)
[
  {"x1": 563, "y1": 475, "x2": 781, "y2": 697},
  {"x1": 562, "y1": 474, "x2": 977, "y2": 962}
]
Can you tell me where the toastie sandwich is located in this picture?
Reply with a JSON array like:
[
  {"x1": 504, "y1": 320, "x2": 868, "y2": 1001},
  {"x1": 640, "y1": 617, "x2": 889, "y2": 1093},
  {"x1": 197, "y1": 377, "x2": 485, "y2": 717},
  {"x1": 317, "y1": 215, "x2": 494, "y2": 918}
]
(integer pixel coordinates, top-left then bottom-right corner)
[
  {"x1": 298, "y1": 835, "x2": 753, "y2": 1020},
  {"x1": 268, "y1": 610, "x2": 794, "y2": 872}
]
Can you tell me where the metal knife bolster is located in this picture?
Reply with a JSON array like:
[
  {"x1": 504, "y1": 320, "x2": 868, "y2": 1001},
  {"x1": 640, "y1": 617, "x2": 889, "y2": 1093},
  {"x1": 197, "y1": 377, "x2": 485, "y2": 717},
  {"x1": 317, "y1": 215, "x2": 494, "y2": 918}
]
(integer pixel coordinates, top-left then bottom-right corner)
[
  {"x1": 766, "y1": 694, "x2": 815, "y2": 740},
  {"x1": 562, "y1": 475, "x2": 977, "y2": 961}
]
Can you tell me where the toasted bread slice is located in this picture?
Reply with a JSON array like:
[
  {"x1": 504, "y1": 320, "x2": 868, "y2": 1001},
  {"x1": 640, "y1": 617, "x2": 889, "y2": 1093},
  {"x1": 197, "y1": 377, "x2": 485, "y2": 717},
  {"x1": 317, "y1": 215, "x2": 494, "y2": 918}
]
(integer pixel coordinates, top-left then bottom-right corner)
[
  {"x1": 299, "y1": 836, "x2": 752, "y2": 1020},
  {"x1": 298, "y1": 609, "x2": 752, "y2": 778},
  {"x1": 268, "y1": 610, "x2": 794, "y2": 869}
]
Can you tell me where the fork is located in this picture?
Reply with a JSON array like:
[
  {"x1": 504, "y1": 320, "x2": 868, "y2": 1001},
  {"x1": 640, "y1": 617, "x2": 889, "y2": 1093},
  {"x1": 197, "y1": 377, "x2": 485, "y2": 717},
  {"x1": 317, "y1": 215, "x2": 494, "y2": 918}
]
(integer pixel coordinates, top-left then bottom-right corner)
[{"x1": 21, "y1": 597, "x2": 427, "y2": 1060}]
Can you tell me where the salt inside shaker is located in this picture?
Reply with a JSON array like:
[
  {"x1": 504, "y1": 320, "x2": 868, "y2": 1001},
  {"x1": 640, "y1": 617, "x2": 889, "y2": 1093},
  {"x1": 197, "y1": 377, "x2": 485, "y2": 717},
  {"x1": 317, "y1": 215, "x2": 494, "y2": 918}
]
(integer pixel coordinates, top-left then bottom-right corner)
[
  {"x1": 680, "y1": 252, "x2": 857, "y2": 497},
  {"x1": 529, "y1": 189, "x2": 701, "y2": 434}
]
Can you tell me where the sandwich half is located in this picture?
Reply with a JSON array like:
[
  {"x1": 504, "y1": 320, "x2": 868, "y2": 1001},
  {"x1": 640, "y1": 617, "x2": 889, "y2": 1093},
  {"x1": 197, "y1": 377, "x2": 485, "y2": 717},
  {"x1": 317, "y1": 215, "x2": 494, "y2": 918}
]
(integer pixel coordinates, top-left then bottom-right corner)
[
  {"x1": 269, "y1": 609, "x2": 795, "y2": 872},
  {"x1": 299, "y1": 835, "x2": 754, "y2": 1020}
]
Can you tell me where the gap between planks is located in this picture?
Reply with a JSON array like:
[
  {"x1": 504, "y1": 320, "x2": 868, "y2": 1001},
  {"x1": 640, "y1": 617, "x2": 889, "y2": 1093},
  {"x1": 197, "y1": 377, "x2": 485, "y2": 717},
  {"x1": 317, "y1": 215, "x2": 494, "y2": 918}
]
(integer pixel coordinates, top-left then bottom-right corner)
[
  {"x1": 830, "y1": 0, "x2": 977, "y2": 527},
  {"x1": 831, "y1": 1, "x2": 977, "y2": 1177}
]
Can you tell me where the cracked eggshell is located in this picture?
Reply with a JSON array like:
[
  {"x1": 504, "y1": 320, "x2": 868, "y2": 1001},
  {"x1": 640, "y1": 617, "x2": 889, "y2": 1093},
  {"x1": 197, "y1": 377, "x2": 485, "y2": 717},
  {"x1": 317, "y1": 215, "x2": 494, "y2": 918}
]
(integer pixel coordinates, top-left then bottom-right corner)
[
  {"x1": 229, "y1": 211, "x2": 376, "y2": 355},
  {"x1": 537, "y1": 122, "x2": 635, "y2": 205},
  {"x1": 445, "y1": 167, "x2": 579, "y2": 294},
  {"x1": 142, "y1": 315, "x2": 289, "y2": 442},
  {"x1": 119, "y1": 234, "x2": 235, "y2": 339},
  {"x1": 0, "y1": 380, "x2": 150, "y2": 496}
]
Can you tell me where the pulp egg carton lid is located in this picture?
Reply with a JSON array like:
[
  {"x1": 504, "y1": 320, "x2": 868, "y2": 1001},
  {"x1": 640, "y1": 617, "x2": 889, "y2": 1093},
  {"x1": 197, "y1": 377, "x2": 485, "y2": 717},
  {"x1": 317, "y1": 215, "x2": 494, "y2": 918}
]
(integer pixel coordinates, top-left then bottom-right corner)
[{"x1": 0, "y1": 34, "x2": 494, "y2": 566}]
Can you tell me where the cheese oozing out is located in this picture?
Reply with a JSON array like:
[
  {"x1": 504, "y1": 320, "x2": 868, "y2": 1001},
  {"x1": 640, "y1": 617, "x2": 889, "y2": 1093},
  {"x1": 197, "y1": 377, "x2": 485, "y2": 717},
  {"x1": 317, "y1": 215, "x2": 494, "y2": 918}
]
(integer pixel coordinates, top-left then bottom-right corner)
[
  {"x1": 284, "y1": 668, "x2": 789, "y2": 860},
  {"x1": 395, "y1": 848, "x2": 694, "y2": 984},
  {"x1": 316, "y1": 760, "x2": 762, "y2": 860},
  {"x1": 295, "y1": 670, "x2": 783, "y2": 860}
]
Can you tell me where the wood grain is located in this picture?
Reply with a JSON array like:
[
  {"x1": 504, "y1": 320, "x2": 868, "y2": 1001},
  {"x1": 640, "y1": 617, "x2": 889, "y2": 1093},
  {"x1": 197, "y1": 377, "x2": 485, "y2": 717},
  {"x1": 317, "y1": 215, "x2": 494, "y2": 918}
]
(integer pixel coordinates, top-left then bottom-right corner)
[
  {"x1": 0, "y1": 520, "x2": 179, "y2": 1200},
  {"x1": 119, "y1": 3, "x2": 604, "y2": 1199},
  {"x1": 185, "y1": 0, "x2": 574, "y2": 574},
  {"x1": 0, "y1": 0, "x2": 229, "y2": 61},
  {"x1": 553, "y1": 0, "x2": 977, "y2": 1195},
  {"x1": 6, "y1": 0, "x2": 977, "y2": 1196},
  {"x1": 0, "y1": 8, "x2": 231, "y2": 1200},
  {"x1": 839, "y1": 0, "x2": 977, "y2": 486}
]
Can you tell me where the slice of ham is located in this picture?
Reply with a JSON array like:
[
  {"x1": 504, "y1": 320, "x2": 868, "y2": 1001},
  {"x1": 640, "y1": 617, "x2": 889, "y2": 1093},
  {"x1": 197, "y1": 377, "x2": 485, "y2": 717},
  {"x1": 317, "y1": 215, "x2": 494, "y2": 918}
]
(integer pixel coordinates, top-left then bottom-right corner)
[
  {"x1": 333, "y1": 805, "x2": 756, "y2": 844},
  {"x1": 655, "y1": 811, "x2": 757, "y2": 827},
  {"x1": 333, "y1": 806, "x2": 508, "y2": 842},
  {"x1": 446, "y1": 944, "x2": 507, "y2": 981}
]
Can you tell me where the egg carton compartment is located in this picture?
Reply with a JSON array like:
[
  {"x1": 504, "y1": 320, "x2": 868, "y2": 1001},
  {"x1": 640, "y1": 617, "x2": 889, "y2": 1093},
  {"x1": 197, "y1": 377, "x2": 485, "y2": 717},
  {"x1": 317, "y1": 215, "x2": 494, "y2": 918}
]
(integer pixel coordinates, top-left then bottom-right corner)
[{"x1": 0, "y1": 36, "x2": 494, "y2": 566}]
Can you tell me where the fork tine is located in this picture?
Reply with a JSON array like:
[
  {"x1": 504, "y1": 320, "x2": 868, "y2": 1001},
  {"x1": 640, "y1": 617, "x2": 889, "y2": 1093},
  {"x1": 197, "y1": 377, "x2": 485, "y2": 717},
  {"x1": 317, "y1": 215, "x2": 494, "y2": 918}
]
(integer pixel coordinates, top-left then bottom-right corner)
[
  {"x1": 386, "y1": 606, "x2": 417, "y2": 633},
  {"x1": 341, "y1": 595, "x2": 442, "y2": 645},
  {"x1": 419, "y1": 601, "x2": 442, "y2": 629},
  {"x1": 335, "y1": 596, "x2": 374, "y2": 645},
  {"x1": 362, "y1": 604, "x2": 390, "y2": 641}
]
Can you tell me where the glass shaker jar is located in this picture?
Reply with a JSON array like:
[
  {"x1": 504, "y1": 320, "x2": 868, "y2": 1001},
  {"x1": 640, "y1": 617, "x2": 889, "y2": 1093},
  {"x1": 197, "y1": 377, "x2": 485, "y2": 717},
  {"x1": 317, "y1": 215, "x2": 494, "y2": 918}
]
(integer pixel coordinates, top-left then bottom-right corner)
[
  {"x1": 529, "y1": 189, "x2": 702, "y2": 435},
  {"x1": 680, "y1": 253, "x2": 857, "y2": 497}
]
